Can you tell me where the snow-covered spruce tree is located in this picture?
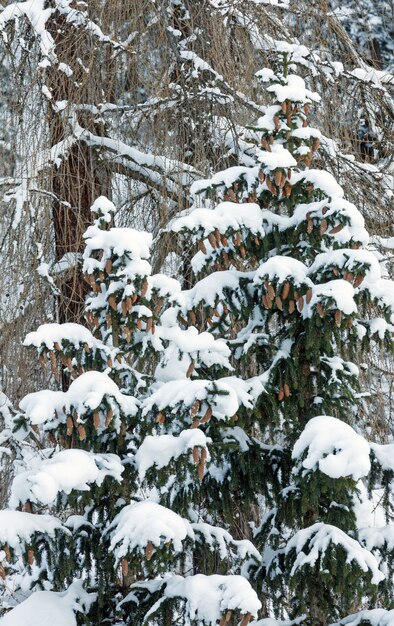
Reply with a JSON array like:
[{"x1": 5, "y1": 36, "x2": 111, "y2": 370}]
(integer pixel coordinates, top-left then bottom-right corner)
[
  {"x1": 169, "y1": 52, "x2": 394, "y2": 624},
  {"x1": 0, "y1": 196, "x2": 261, "y2": 626}
]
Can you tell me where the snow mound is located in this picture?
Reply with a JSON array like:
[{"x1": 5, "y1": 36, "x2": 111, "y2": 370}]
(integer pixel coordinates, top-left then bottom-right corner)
[
  {"x1": 135, "y1": 429, "x2": 209, "y2": 479},
  {"x1": 0, "y1": 510, "x2": 66, "y2": 547},
  {"x1": 163, "y1": 573, "x2": 262, "y2": 622},
  {"x1": 0, "y1": 581, "x2": 93, "y2": 626},
  {"x1": 10, "y1": 449, "x2": 123, "y2": 506},
  {"x1": 171, "y1": 201, "x2": 265, "y2": 237},
  {"x1": 292, "y1": 416, "x2": 370, "y2": 480},
  {"x1": 108, "y1": 501, "x2": 194, "y2": 560},
  {"x1": 258, "y1": 145, "x2": 297, "y2": 170},
  {"x1": 267, "y1": 74, "x2": 320, "y2": 103},
  {"x1": 331, "y1": 609, "x2": 394, "y2": 626},
  {"x1": 286, "y1": 523, "x2": 384, "y2": 585},
  {"x1": 20, "y1": 371, "x2": 138, "y2": 429}
]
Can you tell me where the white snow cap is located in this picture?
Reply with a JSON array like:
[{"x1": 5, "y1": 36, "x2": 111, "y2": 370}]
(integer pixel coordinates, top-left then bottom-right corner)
[
  {"x1": 0, "y1": 510, "x2": 66, "y2": 547},
  {"x1": 135, "y1": 429, "x2": 209, "y2": 479},
  {"x1": 254, "y1": 255, "x2": 309, "y2": 286},
  {"x1": 258, "y1": 144, "x2": 297, "y2": 170},
  {"x1": 0, "y1": 580, "x2": 93, "y2": 626},
  {"x1": 108, "y1": 500, "x2": 194, "y2": 560},
  {"x1": 163, "y1": 573, "x2": 262, "y2": 622},
  {"x1": 292, "y1": 415, "x2": 371, "y2": 480},
  {"x1": 10, "y1": 449, "x2": 123, "y2": 506},
  {"x1": 90, "y1": 196, "x2": 116, "y2": 219},
  {"x1": 20, "y1": 371, "x2": 138, "y2": 429},
  {"x1": 332, "y1": 609, "x2": 394, "y2": 626},
  {"x1": 286, "y1": 523, "x2": 384, "y2": 585},
  {"x1": 24, "y1": 322, "x2": 97, "y2": 350},
  {"x1": 267, "y1": 74, "x2": 320, "y2": 103}
]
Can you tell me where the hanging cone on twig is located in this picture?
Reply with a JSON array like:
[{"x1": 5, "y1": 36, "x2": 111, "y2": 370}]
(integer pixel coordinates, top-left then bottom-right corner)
[
  {"x1": 288, "y1": 299, "x2": 295, "y2": 314},
  {"x1": 93, "y1": 411, "x2": 100, "y2": 430},
  {"x1": 298, "y1": 296, "x2": 304, "y2": 312},
  {"x1": 199, "y1": 407, "x2": 212, "y2": 424},
  {"x1": 145, "y1": 542, "x2": 154, "y2": 561},
  {"x1": 198, "y1": 240, "x2": 207, "y2": 254},
  {"x1": 140, "y1": 280, "x2": 149, "y2": 298},
  {"x1": 78, "y1": 425, "x2": 87, "y2": 441},
  {"x1": 121, "y1": 559, "x2": 128, "y2": 578},
  {"x1": 192, "y1": 446, "x2": 200, "y2": 465},
  {"x1": 208, "y1": 233, "x2": 217, "y2": 248},
  {"x1": 320, "y1": 219, "x2": 328, "y2": 234},
  {"x1": 105, "y1": 408, "x2": 113, "y2": 427},
  {"x1": 146, "y1": 317, "x2": 153, "y2": 333},
  {"x1": 335, "y1": 309, "x2": 342, "y2": 327},
  {"x1": 240, "y1": 612, "x2": 251, "y2": 626},
  {"x1": 198, "y1": 447, "x2": 207, "y2": 481},
  {"x1": 275, "y1": 296, "x2": 283, "y2": 311},
  {"x1": 108, "y1": 295, "x2": 117, "y2": 311},
  {"x1": 123, "y1": 327, "x2": 132, "y2": 343},
  {"x1": 66, "y1": 416, "x2": 73, "y2": 436},
  {"x1": 191, "y1": 400, "x2": 200, "y2": 417},
  {"x1": 155, "y1": 411, "x2": 165, "y2": 425},
  {"x1": 49, "y1": 352, "x2": 59, "y2": 381},
  {"x1": 186, "y1": 360, "x2": 195, "y2": 378},
  {"x1": 306, "y1": 288, "x2": 312, "y2": 304},
  {"x1": 267, "y1": 284, "x2": 275, "y2": 301},
  {"x1": 316, "y1": 303, "x2": 325, "y2": 318},
  {"x1": 284, "y1": 383, "x2": 290, "y2": 398},
  {"x1": 274, "y1": 170, "x2": 282, "y2": 186},
  {"x1": 353, "y1": 274, "x2": 364, "y2": 288},
  {"x1": 27, "y1": 549, "x2": 35, "y2": 566},
  {"x1": 278, "y1": 387, "x2": 284, "y2": 401},
  {"x1": 329, "y1": 224, "x2": 344, "y2": 234}
]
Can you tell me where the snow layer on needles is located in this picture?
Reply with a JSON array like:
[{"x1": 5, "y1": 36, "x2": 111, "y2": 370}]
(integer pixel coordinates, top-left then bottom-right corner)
[
  {"x1": 135, "y1": 429, "x2": 209, "y2": 479},
  {"x1": 254, "y1": 256, "x2": 310, "y2": 286},
  {"x1": 173, "y1": 270, "x2": 253, "y2": 311},
  {"x1": 190, "y1": 165, "x2": 260, "y2": 197},
  {"x1": 308, "y1": 249, "x2": 381, "y2": 283},
  {"x1": 0, "y1": 580, "x2": 92, "y2": 626},
  {"x1": 0, "y1": 510, "x2": 65, "y2": 547},
  {"x1": 144, "y1": 325, "x2": 231, "y2": 370},
  {"x1": 267, "y1": 75, "x2": 320, "y2": 103},
  {"x1": 258, "y1": 144, "x2": 297, "y2": 170},
  {"x1": 20, "y1": 371, "x2": 138, "y2": 428},
  {"x1": 10, "y1": 450, "x2": 123, "y2": 506},
  {"x1": 370, "y1": 442, "x2": 394, "y2": 472},
  {"x1": 0, "y1": 592, "x2": 76, "y2": 626},
  {"x1": 142, "y1": 377, "x2": 252, "y2": 421},
  {"x1": 292, "y1": 416, "x2": 370, "y2": 480},
  {"x1": 287, "y1": 523, "x2": 384, "y2": 584},
  {"x1": 332, "y1": 609, "x2": 394, "y2": 626},
  {"x1": 24, "y1": 323, "x2": 98, "y2": 350},
  {"x1": 108, "y1": 501, "x2": 194, "y2": 559},
  {"x1": 171, "y1": 201, "x2": 265, "y2": 237},
  {"x1": 359, "y1": 525, "x2": 394, "y2": 552},
  {"x1": 84, "y1": 225, "x2": 152, "y2": 259},
  {"x1": 90, "y1": 196, "x2": 116, "y2": 219},
  {"x1": 303, "y1": 280, "x2": 357, "y2": 317},
  {"x1": 162, "y1": 574, "x2": 262, "y2": 622},
  {"x1": 192, "y1": 521, "x2": 261, "y2": 562}
]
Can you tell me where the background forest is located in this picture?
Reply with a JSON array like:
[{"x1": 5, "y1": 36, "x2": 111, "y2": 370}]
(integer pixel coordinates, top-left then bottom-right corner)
[{"x1": 0, "y1": 1, "x2": 393, "y2": 625}]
